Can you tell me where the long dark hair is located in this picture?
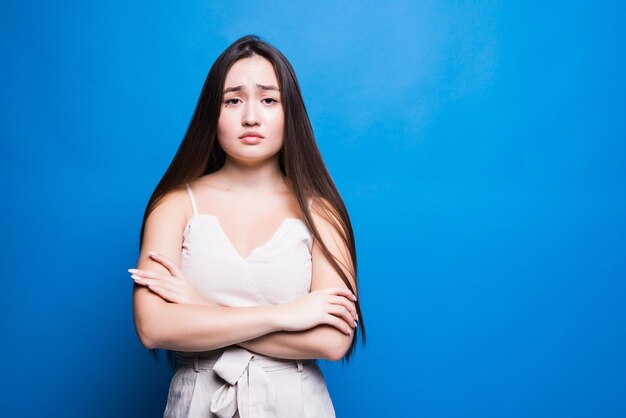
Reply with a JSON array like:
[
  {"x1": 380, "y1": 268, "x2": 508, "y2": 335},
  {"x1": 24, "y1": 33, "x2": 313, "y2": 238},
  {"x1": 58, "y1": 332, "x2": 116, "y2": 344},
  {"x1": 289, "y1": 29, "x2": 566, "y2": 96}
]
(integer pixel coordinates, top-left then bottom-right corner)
[{"x1": 139, "y1": 35, "x2": 365, "y2": 366}]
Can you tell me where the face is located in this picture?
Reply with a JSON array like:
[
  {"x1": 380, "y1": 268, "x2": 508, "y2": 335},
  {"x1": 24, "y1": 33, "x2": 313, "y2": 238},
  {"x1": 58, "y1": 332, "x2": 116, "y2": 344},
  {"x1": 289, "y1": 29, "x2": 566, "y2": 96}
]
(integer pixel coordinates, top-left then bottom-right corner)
[{"x1": 217, "y1": 55, "x2": 284, "y2": 165}]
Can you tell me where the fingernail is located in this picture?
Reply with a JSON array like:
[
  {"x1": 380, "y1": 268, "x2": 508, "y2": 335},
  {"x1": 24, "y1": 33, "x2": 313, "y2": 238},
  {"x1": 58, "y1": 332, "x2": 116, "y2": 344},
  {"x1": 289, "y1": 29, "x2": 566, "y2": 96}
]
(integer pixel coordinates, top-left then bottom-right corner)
[
  {"x1": 148, "y1": 251, "x2": 157, "y2": 257},
  {"x1": 131, "y1": 274, "x2": 140, "y2": 280},
  {"x1": 128, "y1": 268, "x2": 137, "y2": 273},
  {"x1": 353, "y1": 295, "x2": 357, "y2": 301}
]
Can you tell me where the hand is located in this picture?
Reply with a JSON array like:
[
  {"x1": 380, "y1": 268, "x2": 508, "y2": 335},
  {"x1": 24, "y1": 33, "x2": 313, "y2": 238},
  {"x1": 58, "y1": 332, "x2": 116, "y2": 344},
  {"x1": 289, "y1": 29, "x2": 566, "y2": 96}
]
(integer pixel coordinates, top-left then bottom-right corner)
[
  {"x1": 129, "y1": 251, "x2": 210, "y2": 306},
  {"x1": 274, "y1": 287, "x2": 358, "y2": 335}
]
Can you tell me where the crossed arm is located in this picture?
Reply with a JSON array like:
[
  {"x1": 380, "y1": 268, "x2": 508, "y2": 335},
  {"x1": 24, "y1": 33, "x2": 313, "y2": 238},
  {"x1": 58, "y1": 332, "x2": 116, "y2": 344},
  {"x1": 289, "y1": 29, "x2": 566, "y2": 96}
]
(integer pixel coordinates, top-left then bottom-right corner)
[{"x1": 132, "y1": 190, "x2": 357, "y2": 361}]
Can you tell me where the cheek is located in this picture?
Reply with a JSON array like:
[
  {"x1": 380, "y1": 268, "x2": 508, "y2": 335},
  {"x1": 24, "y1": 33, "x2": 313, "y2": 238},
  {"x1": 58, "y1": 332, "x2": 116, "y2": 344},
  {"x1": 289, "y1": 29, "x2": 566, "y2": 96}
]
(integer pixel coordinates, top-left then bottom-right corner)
[
  {"x1": 271, "y1": 112, "x2": 285, "y2": 136},
  {"x1": 217, "y1": 112, "x2": 233, "y2": 138}
]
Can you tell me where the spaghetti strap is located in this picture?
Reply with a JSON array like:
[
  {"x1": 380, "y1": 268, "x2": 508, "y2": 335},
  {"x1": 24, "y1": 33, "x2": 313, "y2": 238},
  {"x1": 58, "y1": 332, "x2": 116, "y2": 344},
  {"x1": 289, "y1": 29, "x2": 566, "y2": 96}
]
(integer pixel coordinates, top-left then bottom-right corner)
[{"x1": 184, "y1": 184, "x2": 199, "y2": 216}]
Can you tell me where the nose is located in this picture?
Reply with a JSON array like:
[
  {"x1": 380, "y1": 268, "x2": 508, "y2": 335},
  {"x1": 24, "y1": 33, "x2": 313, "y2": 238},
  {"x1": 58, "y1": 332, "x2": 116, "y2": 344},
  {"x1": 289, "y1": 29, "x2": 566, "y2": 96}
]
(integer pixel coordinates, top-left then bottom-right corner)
[{"x1": 242, "y1": 101, "x2": 260, "y2": 126}]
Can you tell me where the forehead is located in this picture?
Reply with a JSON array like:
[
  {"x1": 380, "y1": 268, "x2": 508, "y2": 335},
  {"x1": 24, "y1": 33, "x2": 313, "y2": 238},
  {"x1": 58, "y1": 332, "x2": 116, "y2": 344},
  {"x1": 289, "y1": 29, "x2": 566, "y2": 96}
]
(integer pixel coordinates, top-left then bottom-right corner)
[{"x1": 224, "y1": 55, "x2": 278, "y2": 88}]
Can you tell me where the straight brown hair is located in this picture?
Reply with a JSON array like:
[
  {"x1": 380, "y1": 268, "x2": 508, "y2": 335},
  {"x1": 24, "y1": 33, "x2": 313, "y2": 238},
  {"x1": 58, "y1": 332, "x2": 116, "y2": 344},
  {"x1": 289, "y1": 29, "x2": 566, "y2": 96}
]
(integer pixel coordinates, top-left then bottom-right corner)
[{"x1": 139, "y1": 35, "x2": 365, "y2": 367}]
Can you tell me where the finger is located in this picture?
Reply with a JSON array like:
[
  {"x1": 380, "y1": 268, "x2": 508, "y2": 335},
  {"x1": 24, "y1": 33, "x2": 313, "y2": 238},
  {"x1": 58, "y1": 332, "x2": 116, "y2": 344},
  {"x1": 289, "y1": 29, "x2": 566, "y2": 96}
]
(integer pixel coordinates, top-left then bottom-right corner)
[
  {"x1": 322, "y1": 287, "x2": 357, "y2": 302},
  {"x1": 131, "y1": 274, "x2": 159, "y2": 287},
  {"x1": 128, "y1": 269, "x2": 167, "y2": 280},
  {"x1": 147, "y1": 251, "x2": 182, "y2": 277},
  {"x1": 334, "y1": 287, "x2": 357, "y2": 302},
  {"x1": 328, "y1": 295, "x2": 357, "y2": 320},
  {"x1": 131, "y1": 275, "x2": 150, "y2": 287},
  {"x1": 324, "y1": 314, "x2": 353, "y2": 335},
  {"x1": 328, "y1": 304, "x2": 357, "y2": 328},
  {"x1": 145, "y1": 281, "x2": 181, "y2": 304},
  {"x1": 151, "y1": 278, "x2": 178, "y2": 293},
  {"x1": 131, "y1": 274, "x2": 176, "y2": 292}
]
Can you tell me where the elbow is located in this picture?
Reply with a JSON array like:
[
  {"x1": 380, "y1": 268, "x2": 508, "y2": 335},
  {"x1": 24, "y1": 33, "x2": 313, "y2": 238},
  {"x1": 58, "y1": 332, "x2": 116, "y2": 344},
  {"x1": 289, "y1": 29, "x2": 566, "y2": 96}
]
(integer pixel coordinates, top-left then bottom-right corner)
[
  {"x1": 134, "y1": 311, "x2": 162, "y2": 350},
  {"x1": 136, "y1": 321, "x2": 159, "y2": 350},
  {"x1": 325, "y1": 347, "x2": 346, "y2": 362},
  {"x1": 137, "y1": 328, "x2": 158, "y2": 350},
  {"x1": 133, "y1": 290, "x2": 167, "y2": 350},
  {"x1": 321, "y1": 329, "x2": 354, "y2": 361}
]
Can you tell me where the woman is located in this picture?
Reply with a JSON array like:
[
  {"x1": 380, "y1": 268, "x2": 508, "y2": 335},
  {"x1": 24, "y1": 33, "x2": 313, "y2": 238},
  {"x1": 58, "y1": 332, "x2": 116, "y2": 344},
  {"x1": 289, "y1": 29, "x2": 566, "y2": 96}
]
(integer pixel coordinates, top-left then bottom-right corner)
[{"x1": 130, "y1": 35, "x2": 365, "y2": 417}]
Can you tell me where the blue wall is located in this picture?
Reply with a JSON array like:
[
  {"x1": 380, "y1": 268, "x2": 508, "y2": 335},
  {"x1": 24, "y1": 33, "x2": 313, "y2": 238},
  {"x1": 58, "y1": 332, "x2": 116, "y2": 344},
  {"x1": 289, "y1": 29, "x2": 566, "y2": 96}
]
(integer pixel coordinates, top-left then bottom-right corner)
[{"x1": 2, "y1": 1, "x2": 625, "y2": 417}]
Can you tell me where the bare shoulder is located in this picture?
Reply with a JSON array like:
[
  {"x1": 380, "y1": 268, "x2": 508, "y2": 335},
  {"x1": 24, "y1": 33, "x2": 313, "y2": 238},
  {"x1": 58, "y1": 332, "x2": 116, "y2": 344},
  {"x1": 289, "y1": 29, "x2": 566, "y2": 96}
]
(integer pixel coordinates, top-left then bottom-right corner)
[
  {"x1": 310, "y1": 196, "x2": 342, "y2": 224},
  {"x1": 309, "y1": 196, "x2": 356, "y2": 293},
  {"x1": 139, "y1": 186, "x2": 193, "y2": 270},
  {"x1": 146, "y1": 186, "x2": 194, "y2": 229},
  {"x1": 309, "y1": 197, "x2": 348, "y2": 242},
  {"x1": 134, "y1": 185, "x2": 194, "y2": 316}
]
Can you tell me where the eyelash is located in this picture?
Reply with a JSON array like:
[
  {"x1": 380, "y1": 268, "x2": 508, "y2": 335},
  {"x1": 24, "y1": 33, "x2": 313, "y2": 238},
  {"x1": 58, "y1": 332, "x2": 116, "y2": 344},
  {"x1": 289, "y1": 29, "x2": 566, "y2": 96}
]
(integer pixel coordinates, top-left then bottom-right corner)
[
  {"x1": 224, "y1": 98, "x2": 241, "y2": 105},
  {"x1": 224, "y1": 98, "x2": 278, "y2": 106}
]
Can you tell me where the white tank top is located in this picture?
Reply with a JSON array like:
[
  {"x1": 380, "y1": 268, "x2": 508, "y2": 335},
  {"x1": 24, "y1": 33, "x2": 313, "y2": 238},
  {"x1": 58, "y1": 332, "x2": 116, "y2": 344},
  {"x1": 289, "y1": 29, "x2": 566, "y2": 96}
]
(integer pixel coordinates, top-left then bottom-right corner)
[
  {"x1": 181, "y1": 183, "x2": 314, "y2": 307},
  {"x1": 168, "y1": 185, "x2": 335, "y2": 418}
]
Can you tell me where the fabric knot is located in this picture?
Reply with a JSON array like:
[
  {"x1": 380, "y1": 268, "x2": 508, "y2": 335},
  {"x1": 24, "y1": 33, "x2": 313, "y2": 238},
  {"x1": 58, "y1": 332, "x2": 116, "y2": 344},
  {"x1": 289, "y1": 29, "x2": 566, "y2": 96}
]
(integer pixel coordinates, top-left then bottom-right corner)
[{"x1": 209, "y1": 347, "x2": 277, "y2": 418}]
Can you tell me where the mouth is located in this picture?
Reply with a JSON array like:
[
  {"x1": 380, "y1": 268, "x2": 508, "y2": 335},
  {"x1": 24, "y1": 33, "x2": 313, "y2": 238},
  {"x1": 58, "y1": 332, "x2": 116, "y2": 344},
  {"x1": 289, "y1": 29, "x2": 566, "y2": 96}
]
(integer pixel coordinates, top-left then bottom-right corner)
[
  {"x1": 239, "y1": 132, "x2": 264, "y2": 139},
  {"x1": 239, "y1": 132, "x2": 264, "y2": 144}
]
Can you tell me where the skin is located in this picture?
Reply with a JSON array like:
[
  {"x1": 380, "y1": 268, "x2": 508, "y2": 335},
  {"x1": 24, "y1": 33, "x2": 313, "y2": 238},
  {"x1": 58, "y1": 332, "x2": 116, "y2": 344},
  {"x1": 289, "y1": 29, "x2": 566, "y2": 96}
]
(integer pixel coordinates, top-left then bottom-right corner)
[{"x1": 131, "y1": 55, "x2": 358, "y2": 361}]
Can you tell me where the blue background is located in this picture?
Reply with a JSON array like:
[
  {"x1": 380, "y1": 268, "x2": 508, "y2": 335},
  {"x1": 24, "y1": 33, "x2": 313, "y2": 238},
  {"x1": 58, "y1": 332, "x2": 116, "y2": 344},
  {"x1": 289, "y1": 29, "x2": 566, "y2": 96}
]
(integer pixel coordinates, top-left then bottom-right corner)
[{"x1": 2, "y1": 1, "x2": 625, "y2": 417}]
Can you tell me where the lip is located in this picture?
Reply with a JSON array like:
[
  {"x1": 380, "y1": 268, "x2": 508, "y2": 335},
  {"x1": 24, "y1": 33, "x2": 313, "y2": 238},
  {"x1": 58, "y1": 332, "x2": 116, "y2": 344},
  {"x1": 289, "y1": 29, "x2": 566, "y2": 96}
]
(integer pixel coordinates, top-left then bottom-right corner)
[{"x1": 239, "y1": 131, "x2": 264, "y2": 139}]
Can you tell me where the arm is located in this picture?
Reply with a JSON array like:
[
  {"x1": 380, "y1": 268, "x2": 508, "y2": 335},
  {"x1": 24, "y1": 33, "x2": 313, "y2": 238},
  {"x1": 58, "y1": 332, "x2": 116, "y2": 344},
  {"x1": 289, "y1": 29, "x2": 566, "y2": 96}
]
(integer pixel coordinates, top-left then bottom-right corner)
[
  {"x1": 238, "y1": 199, "x2": 358, "y2": 361},
  {"x1": 132, "y1": 190, "x2": 355, "y2": 352},
  {"x1": 132, "y1": 189, "x2": 284, "y2": 351},
  {"x1": 237, "y1": 325, "x2": 353, "y2": 361}
]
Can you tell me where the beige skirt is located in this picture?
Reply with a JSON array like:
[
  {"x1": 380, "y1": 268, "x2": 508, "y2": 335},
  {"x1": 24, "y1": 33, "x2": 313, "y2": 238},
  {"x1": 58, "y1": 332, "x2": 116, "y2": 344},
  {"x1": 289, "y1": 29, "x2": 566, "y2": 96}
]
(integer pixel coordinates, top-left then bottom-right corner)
[{"x1": 163, "y1": 347, "x2": 336, "y2": 418}]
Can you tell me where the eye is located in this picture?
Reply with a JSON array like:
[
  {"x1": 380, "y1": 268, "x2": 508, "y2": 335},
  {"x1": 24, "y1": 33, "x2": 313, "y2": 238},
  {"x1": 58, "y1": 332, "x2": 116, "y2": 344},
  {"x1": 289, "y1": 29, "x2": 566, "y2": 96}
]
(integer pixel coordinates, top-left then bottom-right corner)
[
  {"x1": 262, "y1": 98, "x2": 278, "y2": 105},
  {"x1": 224, "y1": 98, "x2": 241, "y2": 106}
]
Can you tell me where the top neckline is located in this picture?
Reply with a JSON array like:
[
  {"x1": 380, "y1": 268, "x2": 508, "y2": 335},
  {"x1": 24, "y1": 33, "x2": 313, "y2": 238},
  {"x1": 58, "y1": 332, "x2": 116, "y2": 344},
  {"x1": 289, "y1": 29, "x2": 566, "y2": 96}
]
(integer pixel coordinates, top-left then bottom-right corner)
[{"x1": 184, "y1": 213, "x2": 307, "y2": 262}]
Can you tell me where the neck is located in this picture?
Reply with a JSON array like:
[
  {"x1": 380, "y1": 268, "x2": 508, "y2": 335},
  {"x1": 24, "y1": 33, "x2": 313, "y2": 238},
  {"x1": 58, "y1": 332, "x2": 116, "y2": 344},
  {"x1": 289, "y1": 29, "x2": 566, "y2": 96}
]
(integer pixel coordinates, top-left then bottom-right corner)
[{"x1": 216, "y1": 156, "x2": 287, "y2": 196}]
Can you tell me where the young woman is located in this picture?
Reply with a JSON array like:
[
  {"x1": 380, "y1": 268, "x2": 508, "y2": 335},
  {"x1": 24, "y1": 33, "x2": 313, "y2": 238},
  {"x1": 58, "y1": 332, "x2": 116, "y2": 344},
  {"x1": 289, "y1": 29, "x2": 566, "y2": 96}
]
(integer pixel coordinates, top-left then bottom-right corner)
[{"x1": 130, "y1": 35, "x2": 365, "y2": 417}]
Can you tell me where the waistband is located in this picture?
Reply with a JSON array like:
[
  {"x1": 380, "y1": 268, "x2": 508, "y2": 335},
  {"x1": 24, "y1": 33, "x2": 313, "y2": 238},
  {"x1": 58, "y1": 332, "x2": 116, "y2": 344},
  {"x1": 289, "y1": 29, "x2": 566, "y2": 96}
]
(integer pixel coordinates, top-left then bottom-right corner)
[
  {"x1": 175, "y1": 347, "x2": 316, "y2": 418},
  {"x1": 176, "y1": 348, "x2": 315, "y2": 373}
]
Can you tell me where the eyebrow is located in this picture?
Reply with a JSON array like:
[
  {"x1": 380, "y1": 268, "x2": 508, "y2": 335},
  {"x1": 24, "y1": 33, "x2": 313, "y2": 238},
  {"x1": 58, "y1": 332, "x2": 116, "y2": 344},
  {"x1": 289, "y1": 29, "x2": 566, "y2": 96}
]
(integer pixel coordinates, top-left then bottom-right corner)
[{"x1": 223, "y1": 83, "x2": 280, "y2": 94}]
